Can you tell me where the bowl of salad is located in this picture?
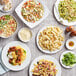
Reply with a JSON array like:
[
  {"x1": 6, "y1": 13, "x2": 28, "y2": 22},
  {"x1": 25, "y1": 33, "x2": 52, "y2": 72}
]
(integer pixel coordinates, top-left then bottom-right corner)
[
  {"x1": 15, "y1": 0, "x2": 50, "y2": 28},
  {"x1": 60, "y1": 51, "x2": 76, "y2": 68},
  {"x1": 0, "y1": 14, "x2": 17, "y2": 38}
]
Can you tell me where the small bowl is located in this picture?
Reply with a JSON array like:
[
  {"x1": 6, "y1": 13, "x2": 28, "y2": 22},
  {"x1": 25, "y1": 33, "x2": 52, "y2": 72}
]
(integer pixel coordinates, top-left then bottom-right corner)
[
  {"x1": 18, "y1": 27, "x2": 32, "y2": 42},
  {"x1": 66, "y1": 39, "x2": 76, "y2": 50},
  {"x1": 60, "y1": 51, "x2": 76, "y2": 69}
]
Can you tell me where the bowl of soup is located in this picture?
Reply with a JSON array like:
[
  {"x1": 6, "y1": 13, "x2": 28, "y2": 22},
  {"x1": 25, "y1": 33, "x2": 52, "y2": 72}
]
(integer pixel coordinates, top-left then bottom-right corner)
[{"x1": 0, "y1": 15, "x2": 17, "y2": 38}]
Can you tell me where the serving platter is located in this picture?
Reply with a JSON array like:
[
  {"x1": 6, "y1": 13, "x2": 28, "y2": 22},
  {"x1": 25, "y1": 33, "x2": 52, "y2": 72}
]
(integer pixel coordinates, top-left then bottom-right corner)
[
  {"x1": 36, "y1": 25, "x2": 65, "y2": 54},
  {"x1": 29, "y1": 55, "x2": 61, "y2": 76},
  {"x1": 1, "y1": 41, "x2": 31, "y2": 71},
  {"x1": 15, "y1": 0, "x2": 50, "y2": 28}
]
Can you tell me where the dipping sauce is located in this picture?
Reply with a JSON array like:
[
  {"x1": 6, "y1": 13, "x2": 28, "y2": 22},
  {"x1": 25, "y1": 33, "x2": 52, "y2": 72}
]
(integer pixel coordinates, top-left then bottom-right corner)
[
  {"x1": 69, "y1": 41, "x2": 74, "y2": 47},
  {"x1": 18, "y1": 28, "x2": 32, "y2": 42},
  {"x1": 66, "y1": 39, "x2": 76, "y2": 50}
]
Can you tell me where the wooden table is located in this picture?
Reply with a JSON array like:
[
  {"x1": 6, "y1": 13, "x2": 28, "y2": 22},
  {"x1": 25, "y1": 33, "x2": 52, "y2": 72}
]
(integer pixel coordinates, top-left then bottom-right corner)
[{"x1": 0, "y1": 0, "x2": 76, "y2": 76}]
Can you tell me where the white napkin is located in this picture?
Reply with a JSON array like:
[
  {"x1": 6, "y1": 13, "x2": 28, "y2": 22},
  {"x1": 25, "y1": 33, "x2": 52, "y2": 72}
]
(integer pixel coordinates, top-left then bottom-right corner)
[{"x1": 0, "y1": 47, "x2": 10, "y2": 75}]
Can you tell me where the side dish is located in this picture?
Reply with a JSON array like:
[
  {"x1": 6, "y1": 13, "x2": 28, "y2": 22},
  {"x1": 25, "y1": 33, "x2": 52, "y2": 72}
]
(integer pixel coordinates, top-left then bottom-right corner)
[
  {"x1": 32, "y1": 59, "x2": 57, "y2": 76},
  {"x1": 18, "y1": 28, "x2": 32, "y2": 42},
  {"x1": 7, "y1": 46, "x2": 26, "y2": 66},
  {"x1": 66, "y1": 39, "x2": 76, "y2": 50},
  {"x1": 62, "y1": 52, "x2": 76, "y2": 67},
  {"x1": 21, "y1": 0, "x2": 44, "y2": 23},
  {"x1": 0, "y1": 15, "x2": 17, "y2": 38},
  {"x1": 0, "y1": 0, "x2": 12, "y2": 11},
  {"x1": 38, "y1": 26, "x2": 64, "y2": 51},
  {"x1": 58, "y1": 0, "x2": 76, "y2": 22}
]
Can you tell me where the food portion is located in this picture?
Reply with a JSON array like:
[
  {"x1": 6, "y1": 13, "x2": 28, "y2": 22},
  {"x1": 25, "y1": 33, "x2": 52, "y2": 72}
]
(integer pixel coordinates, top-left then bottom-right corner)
[
  {"x1": 7, "y1": 46, "x2": 26, "y2": 66},
  {"x1": 21, "y1": 0, "x2": 44, "y2": 23},
  {"x1": 62, "y1": 52, "x2": 76, "y2": 67},
  {"x1": 0, "y1": 15, "x2": 17, "y2": 38},
  {"x1": 32, "y1": 59, "x2": 57, "y2": 76},
  {"x1": 58, "y1": 0, "x2": 76, "y2": 22},
  {"x1": 18, "y1": 28, "x2": 32, "y2": 42},
  {"x1": 0, "y1": 0, "x2": 12, "y2": 11},
  {"x1": 66, "y1": 39, "x2": 76, "y2": 50},
  {"x1": 38, "y1": 26, "x2": 64, "y2": 51}
]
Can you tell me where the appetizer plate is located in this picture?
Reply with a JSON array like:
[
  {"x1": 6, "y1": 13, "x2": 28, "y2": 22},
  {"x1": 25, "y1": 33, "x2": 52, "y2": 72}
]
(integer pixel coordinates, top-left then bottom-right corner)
[
  {"x1": 1, "y1": 41, "x2": 31, "y2": 71},
  {"x1": 29, "y1": 55, "x2": 61, "y2": 76},
  {"x1": 54, "y1": 0, "x2": 76, "y2": 26},
  {"x1": 15, "y1": 0, "x2": 50, "y2": 28},
  {"x1": 36, "y1": 25, "x2": 65, "y2": 54},
  {"x1": 0, "y1": 0, "x2": 12, "y2": 12},
  {"x1": 60, "y1": 51, "x2": 76, "y2": 68}
]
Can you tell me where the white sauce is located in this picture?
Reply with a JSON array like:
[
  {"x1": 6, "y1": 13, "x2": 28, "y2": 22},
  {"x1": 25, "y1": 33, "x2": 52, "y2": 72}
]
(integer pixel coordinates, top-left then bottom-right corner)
[{"x1": 19, "y1": 28, "x2": 32, "y2": 42}]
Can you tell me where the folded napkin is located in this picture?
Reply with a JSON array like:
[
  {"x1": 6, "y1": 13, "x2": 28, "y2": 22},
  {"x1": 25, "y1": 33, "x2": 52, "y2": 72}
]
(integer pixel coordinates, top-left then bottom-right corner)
[{"x1": 0, "y1": 47, "x2": 10, "y2": 75}]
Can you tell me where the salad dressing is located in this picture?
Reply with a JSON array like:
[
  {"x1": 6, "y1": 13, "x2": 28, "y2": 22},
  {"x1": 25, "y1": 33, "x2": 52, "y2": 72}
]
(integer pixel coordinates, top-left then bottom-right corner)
[{"x1": 69, "y1": 41, "x2": 74, "y2": 47}]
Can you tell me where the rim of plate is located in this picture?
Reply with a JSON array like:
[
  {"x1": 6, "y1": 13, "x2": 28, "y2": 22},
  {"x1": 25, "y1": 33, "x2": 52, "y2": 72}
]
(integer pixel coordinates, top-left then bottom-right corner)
[
  {"x1": 1, "y1": 41, "x2": 31, "y2": 71},
  {"x1": 54, "y1": 0, "x2": 76, "y2": 26},
  {"x1": 60, "y1": 51, "x2": 76, "y2": 69},
  {"x1": 36, "y1": 25, "x2": 65, "y2": 54},
  {"x1": 29, "y1": 55, "x2": 61, "y2": 76}
]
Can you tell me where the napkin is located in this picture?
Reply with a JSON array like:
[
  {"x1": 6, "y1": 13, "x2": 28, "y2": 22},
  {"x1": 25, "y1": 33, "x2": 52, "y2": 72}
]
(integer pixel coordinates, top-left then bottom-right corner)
[{"x1": 0, "y1": 47, "x2": 10, "y2": 75}]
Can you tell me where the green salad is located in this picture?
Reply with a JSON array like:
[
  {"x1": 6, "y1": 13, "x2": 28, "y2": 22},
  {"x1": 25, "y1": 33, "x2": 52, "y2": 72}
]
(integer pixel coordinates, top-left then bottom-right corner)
[
  {"x1": 62, "y1": 52, "x2": 76, "y2": 66},
  {"x1": 58, "y1": 0, "x2": 76, "y2": 22}
]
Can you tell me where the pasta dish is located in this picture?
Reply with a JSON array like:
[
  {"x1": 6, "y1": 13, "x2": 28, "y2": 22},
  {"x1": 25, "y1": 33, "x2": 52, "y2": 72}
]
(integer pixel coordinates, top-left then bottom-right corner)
[
  {"x1": 38, "y1": 26, "x2": 64, "y2": 51},
  {"x1": 32, "y1": 59, "x2": 57, "y2": 76}
]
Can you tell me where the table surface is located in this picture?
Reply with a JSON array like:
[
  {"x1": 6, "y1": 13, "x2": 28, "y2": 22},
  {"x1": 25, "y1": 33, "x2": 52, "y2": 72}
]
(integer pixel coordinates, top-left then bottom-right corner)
[{"x1": 0, "y1": 0, "x2": 76, "y2": 76}]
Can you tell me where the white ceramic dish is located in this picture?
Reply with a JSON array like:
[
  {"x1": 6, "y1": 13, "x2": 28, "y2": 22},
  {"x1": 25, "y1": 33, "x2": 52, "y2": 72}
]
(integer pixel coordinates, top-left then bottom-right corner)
[
  {"x1": 1, "y1": 41, "x2": 31, "y2": 71},
  {"x1": 15, "y1": 0, "x2": 50, "y2": 28},
  {"x1": 0, "y1": 14, "x2": 17, "y2": 39},
  {"x1": 54, "y1": 0, "x2": 76, "y2": 26},
  {"x1": 60, "y1": 51, "x2": 76, "y2": 68},
  {"x1": 36, "y1": 25, "x2": 65, "y2": 54},
  {"x1": 18, "y1": 28, "x2": 32, "y2": 42},
  {"x1": 29, "y1": 55, "x2": 61, "y2": 76},
  {"x1": 66, "y1": 39, "x2": 76, "y2": 50},
  {"x1": 0, "y1": 0, "x2": 12, "y2": 12}
]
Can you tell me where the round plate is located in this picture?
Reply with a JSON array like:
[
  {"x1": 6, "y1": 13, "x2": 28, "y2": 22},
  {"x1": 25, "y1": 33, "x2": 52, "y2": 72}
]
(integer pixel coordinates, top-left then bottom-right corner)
[
  {"x1": 29, "y1": 55, "x2": 61, "y2": 76},
  {"x1": 60, "y1": 51, "x2": 76, "y2": 68},
  {"x1": 54, "y1": 0, "x2": 76, "y2": 26},
  {"x1": 36, "y1": 26, "x2": 65, "y2": 54},
  {"x1": 1, "y1": 41, "x2": 31, "y2": 71}
]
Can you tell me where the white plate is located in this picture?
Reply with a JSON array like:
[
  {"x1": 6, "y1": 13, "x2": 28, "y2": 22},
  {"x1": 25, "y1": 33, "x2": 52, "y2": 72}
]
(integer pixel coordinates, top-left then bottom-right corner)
[
  {"x1": 60, "y1": 51, "x2": 76, "y2": 68},
  {"x1": 54, "y1": 0, "x2": 76, "y2": 26},
  {"x1": 36, "y1": 25, "x2": 65, "y2": 54},
  {"x1": 15, "y1": 0, "x2": 50, "y2": 28},
  {"x1": 0, "y1": 0, "x2": 12, "y2": 12},
  {"x1": 1, "y1": 41, "x2": 31, "y2": 71},
  {"x1": 29, "y1": 55, "x2": 61, "y2": 76}
]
